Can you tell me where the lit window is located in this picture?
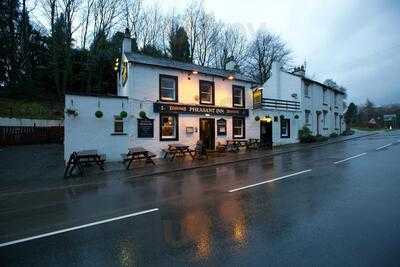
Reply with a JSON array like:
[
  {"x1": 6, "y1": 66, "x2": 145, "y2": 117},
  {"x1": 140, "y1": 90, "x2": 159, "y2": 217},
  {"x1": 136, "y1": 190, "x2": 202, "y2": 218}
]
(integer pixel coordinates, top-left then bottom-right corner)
[
  {"x1": 199, "y1": 80, "x2": 214, "y2": 104},
  {"x1": 233, "y1": 117, "x2": 245, "y2": 139},
  {"x1": 233, "y1": 85, "x2": 245, "y2": 107},
  {"x1": 160, "y1": 75, "x2": 177, "y2": 102},
  {"x1": 305, "y1": 110, "x2": 311, "y2": 124},
  {"x1": 160, "y1": 114, "x2": 178, "y2": 141},
  {"x1": 280, "y1": 118, "x2": 290, "y2": 138},
  {"x1": 114, "y1": 116, "x2": 124, "y2": 133}
]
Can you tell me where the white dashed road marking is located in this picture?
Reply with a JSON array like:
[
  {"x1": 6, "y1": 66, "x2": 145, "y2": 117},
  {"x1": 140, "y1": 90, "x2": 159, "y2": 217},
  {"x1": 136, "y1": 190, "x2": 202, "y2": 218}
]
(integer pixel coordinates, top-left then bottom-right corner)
[
  {"x1": 334, "y1": 153, "x2": 367, "y2": 164},
  {"x1": 376, "y1": 143, "x2": 392, "y2": 151}
]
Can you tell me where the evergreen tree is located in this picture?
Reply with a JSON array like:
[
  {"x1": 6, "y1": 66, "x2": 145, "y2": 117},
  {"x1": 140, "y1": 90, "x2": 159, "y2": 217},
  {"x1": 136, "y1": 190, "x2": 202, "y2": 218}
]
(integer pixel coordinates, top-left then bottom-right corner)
[
  {"x1": 169, "y1": 25, "x2": 191, "y2": 62},
  {"x1": 345, "y1": 102, "x2": 358, "y2": 131}
]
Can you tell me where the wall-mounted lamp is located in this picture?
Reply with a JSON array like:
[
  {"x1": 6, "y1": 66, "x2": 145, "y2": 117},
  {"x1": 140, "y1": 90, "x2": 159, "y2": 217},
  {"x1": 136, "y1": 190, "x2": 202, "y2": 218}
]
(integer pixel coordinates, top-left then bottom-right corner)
[
  {"x1": 192, "y1": 70, "x2": 198, "y2": 75},
  {"x1": 228, "y1": 75, "x2": 235, "y2": 80}
]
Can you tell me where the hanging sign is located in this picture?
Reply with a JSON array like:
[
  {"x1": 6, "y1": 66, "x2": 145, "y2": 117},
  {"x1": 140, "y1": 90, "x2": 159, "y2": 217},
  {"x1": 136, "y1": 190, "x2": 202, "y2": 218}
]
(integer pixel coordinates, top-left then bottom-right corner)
[{"x1": 253, "y1": 88, "x2": 263, "y2": 109}]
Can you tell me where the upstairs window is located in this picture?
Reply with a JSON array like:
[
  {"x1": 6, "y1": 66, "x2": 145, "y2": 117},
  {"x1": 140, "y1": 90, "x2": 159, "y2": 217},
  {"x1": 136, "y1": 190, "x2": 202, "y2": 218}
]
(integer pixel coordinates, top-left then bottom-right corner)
[
  {"x1": 199, "y1": 80, "x2": 214, "y2": 105},
  {"x1": 233, "y1": 85, "x2": 245, "y2": 107},
  {"x1": 304, "y1": 85, "x2": 310, "y2": 97},
  {"x1": 323, "y1": 89, "x2": 327, "y2": 105},
  {"x1": 160, "y1": 75, "x2": 178, "y2": 102},
  {"x1": 334, "y1": 93, "x2": 338, "y2": 106}
]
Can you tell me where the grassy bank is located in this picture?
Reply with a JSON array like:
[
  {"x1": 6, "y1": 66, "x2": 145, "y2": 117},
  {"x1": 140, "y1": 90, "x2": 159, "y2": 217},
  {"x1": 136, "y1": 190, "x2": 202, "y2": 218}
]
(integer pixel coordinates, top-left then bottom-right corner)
[{"x1": 0, "y1": 98, "x2": 64, "y2": 120}]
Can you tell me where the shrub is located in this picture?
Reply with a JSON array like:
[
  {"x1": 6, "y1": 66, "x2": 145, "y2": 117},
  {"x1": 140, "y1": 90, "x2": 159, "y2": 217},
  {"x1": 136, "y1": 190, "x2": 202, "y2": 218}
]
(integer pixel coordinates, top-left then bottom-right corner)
[
  {"x1": 120, "y1": 111, "x2": 128, "y2": 118},
  {"x1": 315, "y1": 135, "x2": 329, "y2": 142},
  {"x1": 329, "y1": 133, "x2": 338, "y2": 138},
  {"x1": 298, "y1": 126, "x2": 316, "y2": 143},
  {"x1": 139, "y1": 111, "x2": 147, "y2": 119},
  {"x1": 95, "y1": 110, "x2": 103, "y2": 118}
]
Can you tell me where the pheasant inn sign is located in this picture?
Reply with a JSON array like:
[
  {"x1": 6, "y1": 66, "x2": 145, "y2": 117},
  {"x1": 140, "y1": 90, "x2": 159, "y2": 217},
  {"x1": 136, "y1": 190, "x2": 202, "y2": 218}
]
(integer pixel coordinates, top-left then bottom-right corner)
[{"x1": 153, "y1": 102, "x2": 249, "y2": 117}]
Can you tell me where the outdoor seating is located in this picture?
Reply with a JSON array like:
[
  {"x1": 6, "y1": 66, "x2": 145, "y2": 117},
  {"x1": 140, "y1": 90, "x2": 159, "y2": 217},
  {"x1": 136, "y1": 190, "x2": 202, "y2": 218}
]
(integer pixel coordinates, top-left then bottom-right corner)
[
  {"x1": 247, "y1": 138, "x2": 261, "y2": 150},
  {"x1": 216, "y1": 141, "x2": 227, "y2": 153},
  {"x1": 163, "y1": 144, "x2": 193, "y2": 161},
  {"x1": 64, "y1": 150, "x2": 105, "y2": 178},
  {"x1": 123, "y1": 147, "x2": 156, "y2": 170}
]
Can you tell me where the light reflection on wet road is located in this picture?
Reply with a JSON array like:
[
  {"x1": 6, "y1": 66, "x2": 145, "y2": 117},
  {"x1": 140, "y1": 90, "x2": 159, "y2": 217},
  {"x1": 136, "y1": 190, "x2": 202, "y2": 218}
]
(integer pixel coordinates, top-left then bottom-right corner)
[{"x1": 1, "y1": 132, "x2": 400, "y2": 266}]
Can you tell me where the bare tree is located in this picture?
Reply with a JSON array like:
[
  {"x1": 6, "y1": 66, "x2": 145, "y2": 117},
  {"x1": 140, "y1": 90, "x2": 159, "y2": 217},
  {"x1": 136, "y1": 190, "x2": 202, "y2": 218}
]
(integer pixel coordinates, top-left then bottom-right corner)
[
  {"x1": 246, "y1": 30, "x2": 291, "y2": 84},
  {"x1": 183, "y1": 0, "x2": 202, "y2": 62},
  {"x1": 215, "y1": 24, "x2": 247, "y2": 70},
  {"x1": 79, "y1": 0, "x2": 95, "y2": 49},
  {"x1": 92, "y1": 0, "x2": 122, "y2": 37},
  {"x1": 195, "y1": 11, "x2": 221, "y2": 66}
]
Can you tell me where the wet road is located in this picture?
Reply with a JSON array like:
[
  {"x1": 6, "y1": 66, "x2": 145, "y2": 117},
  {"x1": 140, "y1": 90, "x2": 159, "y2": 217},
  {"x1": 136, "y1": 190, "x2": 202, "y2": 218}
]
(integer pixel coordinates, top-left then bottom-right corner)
[{"x1": 1, "y1": 131, "x2": 400, "y2": 266}]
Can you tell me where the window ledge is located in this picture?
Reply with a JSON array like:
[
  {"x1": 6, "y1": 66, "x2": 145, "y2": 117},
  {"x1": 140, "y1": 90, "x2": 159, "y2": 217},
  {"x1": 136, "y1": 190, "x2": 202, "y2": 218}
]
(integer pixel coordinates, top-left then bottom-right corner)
[
  {"x1": 323, "y1": 103, "x2": 328, "y2": 106},
  {"x1": 111, "y1": 133, "x2": 127, "y2": 136},
  {"x1": 281, "y1": 136, "x2": 290, "y2": 139},
  {"x1": 334, "y1": 106, "x2": 338, "y2": 109}
]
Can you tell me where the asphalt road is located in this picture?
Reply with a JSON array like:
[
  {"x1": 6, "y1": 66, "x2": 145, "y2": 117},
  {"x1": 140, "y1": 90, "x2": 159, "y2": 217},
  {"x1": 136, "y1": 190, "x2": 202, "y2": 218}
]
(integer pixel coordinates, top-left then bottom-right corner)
[{"x1": 1, "y1": 131, "x2": 400, "y2": 266}]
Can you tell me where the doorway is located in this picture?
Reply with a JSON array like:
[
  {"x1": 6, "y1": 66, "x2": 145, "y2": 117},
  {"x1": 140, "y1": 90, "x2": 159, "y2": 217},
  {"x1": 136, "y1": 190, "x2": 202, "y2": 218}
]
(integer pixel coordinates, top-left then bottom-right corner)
[
  {"x1": 260, "y1": 120, "x2": 272, "y2": 148},
  {"x1": 316, "y1": 112, "x2": 321, "y2": 135},
  {"x1": 200, "y1": 118, "x2": 215, "y2": 150}
]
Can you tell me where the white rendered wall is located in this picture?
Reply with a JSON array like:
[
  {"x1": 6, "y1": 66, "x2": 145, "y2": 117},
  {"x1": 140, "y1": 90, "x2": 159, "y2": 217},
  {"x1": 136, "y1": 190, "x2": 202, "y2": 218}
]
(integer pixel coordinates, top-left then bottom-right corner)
[{"x1": 64, "y1": 95, "x2": 131, "y2": 162}]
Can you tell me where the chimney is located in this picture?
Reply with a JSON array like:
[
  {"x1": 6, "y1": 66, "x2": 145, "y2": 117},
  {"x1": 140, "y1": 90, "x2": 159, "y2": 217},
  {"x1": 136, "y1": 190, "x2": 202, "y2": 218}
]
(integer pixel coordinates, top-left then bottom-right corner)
[
  {"x1": 292, "y1": 65, "x2": 305, "y2": 76},
  {"x1": 122, "y1": 28, "x2": 132, "y2": 54}
]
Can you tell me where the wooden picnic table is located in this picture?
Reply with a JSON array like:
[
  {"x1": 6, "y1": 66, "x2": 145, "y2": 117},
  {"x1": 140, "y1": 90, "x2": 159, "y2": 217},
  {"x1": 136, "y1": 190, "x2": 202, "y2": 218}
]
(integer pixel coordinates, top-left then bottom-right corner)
[
  {"x1": 164, "y1": 144, "x2": 193, "y2": 161},
  {"x1": 124, "y1": 147, "x2": 156, "y2": 170},
  {"x1": 246, "y1": 138, "x2": 260, "y2": 150},
  {"x1": 226, "y1": 140, "x2": 246, "y2": 152},
  {"x1": 64, "y1": 149, "x2": 105, "y2": 178}
]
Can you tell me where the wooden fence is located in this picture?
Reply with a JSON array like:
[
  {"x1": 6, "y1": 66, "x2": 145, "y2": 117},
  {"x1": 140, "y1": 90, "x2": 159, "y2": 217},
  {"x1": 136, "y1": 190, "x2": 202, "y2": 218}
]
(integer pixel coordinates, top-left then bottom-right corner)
[{"x1": 0, "y1": 126, "x2": 64, "y2": 146}]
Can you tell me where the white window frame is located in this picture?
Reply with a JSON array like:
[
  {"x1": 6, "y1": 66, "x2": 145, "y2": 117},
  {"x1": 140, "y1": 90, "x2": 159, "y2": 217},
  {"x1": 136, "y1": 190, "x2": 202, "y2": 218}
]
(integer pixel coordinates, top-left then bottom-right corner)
[
  {"x1": 160, "y1": 75, "x2": 177, "y2": 102},
  {"x1": 233, "y1": 86, "x2": 245, "y2": 107},
  {"x1": 160, "y1": 114, "x2": 178, "y2": 141},
  {"x1": 233, "y1": 117, "x2": 245, "y2": 139}
]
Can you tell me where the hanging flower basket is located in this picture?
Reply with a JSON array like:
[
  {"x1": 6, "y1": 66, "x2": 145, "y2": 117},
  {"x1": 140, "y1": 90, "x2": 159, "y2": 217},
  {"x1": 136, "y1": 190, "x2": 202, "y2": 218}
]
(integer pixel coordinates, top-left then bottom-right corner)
[
  {"x1": 294, "y1": 114, "x2": 299, "y2": 119},
  {"x1": 139, "y1": 111, "x2": 147, "y2": 119},
  {"x1": 254, "y1": 116, "x2": 260, "y2": 121},
  {"x1": 66, "y1": 108, "x2": 78, "y2": 117},
  {"x1": 120, "y1": 111, "x2": 128, "y2": 118},
  {"x1": 95, "y1": 110, "x2": 103, "y2": 118}
]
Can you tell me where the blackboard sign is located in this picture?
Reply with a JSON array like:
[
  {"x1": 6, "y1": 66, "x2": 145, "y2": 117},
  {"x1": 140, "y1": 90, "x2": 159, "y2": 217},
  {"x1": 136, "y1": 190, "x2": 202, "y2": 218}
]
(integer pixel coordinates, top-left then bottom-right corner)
[
  {"x1": 217, "y1": 118, "x2": 227, "y2": 136},
  {"x1": 137, "y1": 119, "x2": 154, "y2": 138}
]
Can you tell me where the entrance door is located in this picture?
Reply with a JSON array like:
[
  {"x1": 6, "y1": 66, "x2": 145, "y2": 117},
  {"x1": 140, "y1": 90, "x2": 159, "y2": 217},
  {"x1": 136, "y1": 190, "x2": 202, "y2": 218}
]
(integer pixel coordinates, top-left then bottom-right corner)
[
  {"x1": 200, "y1": 118, "x2": 215, "y2": 150},
  {"x1": 316, "y1": 113, "x2": 321, "y2": 135},
  {"x1": 260, "y1": 120, "x2": 272, "y2": 148}
]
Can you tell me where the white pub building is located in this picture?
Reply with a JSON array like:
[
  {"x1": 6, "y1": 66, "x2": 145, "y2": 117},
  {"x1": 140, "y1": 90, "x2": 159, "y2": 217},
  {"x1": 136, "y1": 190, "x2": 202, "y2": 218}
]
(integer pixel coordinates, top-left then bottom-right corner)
[{"x1": 64, "y1": 32, "x2": 346, "y2": 161}]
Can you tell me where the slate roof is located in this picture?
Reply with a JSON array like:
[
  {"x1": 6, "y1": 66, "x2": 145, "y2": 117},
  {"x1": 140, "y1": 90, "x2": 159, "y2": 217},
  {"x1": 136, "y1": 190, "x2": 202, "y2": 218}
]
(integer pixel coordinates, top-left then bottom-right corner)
[{"x1": 125, "y1": 52, "x2": 256, "y2": 84}]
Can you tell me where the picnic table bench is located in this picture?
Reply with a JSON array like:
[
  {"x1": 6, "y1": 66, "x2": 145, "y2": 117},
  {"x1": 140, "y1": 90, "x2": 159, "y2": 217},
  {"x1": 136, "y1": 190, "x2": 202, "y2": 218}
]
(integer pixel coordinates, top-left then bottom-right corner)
[
  {"x1": 64, "y1": 150, "x2": 105, "y2": 178},
  {"x1": 122, "y1": 147, "x2": 156, "y2": 170}
]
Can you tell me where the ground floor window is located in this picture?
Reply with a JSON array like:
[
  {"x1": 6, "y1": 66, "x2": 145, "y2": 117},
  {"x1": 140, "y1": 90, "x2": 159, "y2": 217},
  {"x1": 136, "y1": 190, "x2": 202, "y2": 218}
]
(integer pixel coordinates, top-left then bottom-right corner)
[
  {"x1": 160, "y1": 114, "x2": 179, "y2": 141},
  {"x1": 114, "y1": 116, "x2": 124, "y2": 133},
  {"x1": 233, "y1": 117, "x2": 245, "y2": 139},
  {"x1": 280, "y1": 118, "x2": 290, "y2": 138},
  {"x1": 334, "y1": 113, "x2": 338, "y2": 129},
  {"x1": 323, "y1": 111, "x2": 328, "y2": 128},
  {"x1": 305, "y1": 110, "x2": 311, "y2": 125}
]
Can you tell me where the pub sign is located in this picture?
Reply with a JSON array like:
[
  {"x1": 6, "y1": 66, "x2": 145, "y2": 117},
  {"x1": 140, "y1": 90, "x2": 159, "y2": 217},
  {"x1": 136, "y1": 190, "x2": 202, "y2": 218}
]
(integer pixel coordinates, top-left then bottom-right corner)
[{"x1": 153, "y1": 102, "x2": 249, "y2": 117}]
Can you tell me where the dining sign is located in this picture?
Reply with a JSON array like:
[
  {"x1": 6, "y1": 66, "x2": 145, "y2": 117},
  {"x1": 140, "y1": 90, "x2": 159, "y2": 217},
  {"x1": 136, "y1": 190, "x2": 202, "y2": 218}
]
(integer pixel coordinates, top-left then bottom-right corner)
[{"x1": 153, "y1": 102, "x2": 249, "y2": 117}]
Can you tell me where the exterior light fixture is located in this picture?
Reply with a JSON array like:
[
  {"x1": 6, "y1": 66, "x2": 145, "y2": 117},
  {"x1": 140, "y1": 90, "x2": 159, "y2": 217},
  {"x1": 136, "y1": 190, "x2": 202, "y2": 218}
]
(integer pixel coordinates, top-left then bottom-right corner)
[
  {"x1": 192, "y1": 70, "x2": 198, "y2": 75},
  {"x1": 205, "y1": 113, "x2": 210, "y2": 117},
  {"x1": 265, "y1": 117, "x2": 272, "y2": 123},
  {"x1": 228, "y1": 75, "x2": 235, "y2": 80}
]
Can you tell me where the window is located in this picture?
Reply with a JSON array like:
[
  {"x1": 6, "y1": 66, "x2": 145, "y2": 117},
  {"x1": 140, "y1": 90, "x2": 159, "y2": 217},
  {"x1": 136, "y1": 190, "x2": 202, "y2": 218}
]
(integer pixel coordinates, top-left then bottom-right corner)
[
  {"x1": 334, "y1": 113, "x2": 338, "y2": 129},
  {"x1": 304, "y1": 85, "x2": 310, "y2": 97},
  {"x1": 305, "y1": 110, "x2": 311, "y2": 124},
  {"x1": 233, "y1": 117, "x2": 245, "y2": 139},
  {"x1": 334, "y1": 93, "x2": 338, "y2": 106},
  {"x1": 114, "y1": 116, "x2": 124, "y2": 133},
  {"x1": 233, "y1": 85, "x2": 245, "y2": 107},
  {"x1": 280, "y1": 118, "x2": 290, "y2": 138},
  {"x1": 323, "y1": 111, "x2": 328, "y2": 128},
  {"x1": 323, "y1": 89, "x2": 327, "y2": 105},
  {"x1": 199, "y1": 80, "x2": 214, "y2": 105},
  {"x1": 160, "y1": 114, "x2": 178, "y2": 141},
  {"x1": 160, "y1": 75, "x2": 178, "y2": 102}
]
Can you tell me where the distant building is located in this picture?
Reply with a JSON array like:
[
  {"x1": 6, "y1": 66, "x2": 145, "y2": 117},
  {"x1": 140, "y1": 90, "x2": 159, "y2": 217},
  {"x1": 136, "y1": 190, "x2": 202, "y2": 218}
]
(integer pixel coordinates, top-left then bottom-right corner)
[{"x1": 383, "y1": 114, "x2": 397, "y2": 129}]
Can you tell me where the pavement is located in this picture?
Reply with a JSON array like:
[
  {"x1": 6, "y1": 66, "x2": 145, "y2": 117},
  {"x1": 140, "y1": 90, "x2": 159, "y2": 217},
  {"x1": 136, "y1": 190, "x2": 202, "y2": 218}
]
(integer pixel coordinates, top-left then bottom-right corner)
[
  {"x1": 0, "y1": 131, "x2": 376, "y2": 196},
  {"x1": 1, "y1": 130, "x2": 400, "y2": 266}
]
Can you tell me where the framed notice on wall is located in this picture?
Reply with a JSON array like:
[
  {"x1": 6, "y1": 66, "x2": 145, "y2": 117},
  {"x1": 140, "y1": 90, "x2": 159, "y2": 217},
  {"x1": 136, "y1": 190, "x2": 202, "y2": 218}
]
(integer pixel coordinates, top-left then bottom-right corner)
[
  {"x1": 137, "y1": 118, "x2": 154, "y2": 138},
  {"x1": 217, "y1": 118, "x2": 227, "y2": 136}
]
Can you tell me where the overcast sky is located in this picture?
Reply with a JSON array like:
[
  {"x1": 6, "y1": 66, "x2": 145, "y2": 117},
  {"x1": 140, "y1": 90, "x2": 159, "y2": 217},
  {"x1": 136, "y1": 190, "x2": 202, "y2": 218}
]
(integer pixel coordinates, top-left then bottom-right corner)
[{"x1": 149, "y1": 0, "x2": 400, "y2": 106}]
